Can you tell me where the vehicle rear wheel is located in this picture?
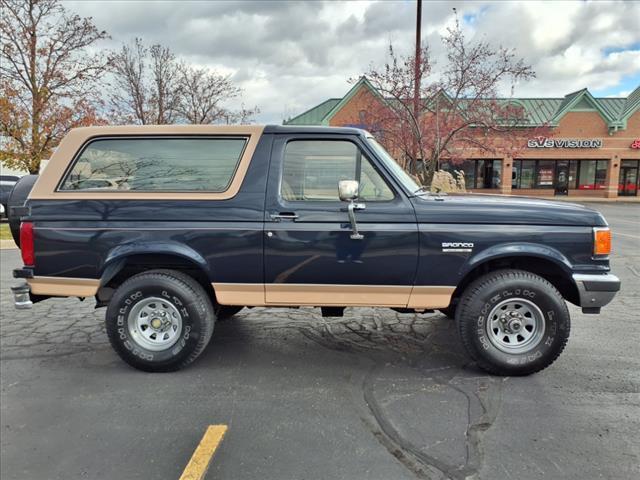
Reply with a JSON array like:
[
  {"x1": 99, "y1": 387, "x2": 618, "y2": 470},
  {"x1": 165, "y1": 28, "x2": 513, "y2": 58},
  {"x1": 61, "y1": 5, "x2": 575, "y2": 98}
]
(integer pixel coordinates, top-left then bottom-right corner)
[
  {"x1": 215, "y1": 305, "x2": 244, "y2": 322},
  {"x1": 456, "y1": 269, "x2": 570, "y2": 376},
  {"x1": 438, "y1": 304, "x2": 457, "y2": 319},
  {"x1": 105, "y1": 269, "x2": 215, "y2": 372}
]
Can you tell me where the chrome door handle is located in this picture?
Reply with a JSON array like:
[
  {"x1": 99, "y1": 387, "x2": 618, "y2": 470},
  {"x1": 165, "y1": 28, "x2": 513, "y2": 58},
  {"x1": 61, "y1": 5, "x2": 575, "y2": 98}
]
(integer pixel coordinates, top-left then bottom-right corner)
[{"x1": 270, "y1": 212, "x2": 299, "y2": 221}]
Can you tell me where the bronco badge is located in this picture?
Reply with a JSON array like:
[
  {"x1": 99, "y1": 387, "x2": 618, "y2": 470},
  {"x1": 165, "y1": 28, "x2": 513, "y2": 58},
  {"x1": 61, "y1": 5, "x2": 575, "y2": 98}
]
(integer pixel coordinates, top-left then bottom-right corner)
[{"x1": 442, "y1": 242, "x2": 474, "y2": 252}]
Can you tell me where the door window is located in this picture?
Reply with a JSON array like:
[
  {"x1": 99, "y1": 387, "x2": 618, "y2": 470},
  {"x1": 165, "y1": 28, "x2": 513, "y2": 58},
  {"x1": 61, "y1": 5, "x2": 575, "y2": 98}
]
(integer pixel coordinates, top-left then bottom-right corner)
[{"x1": 281, "y1": 140, "x2": 394, "y2": 202}]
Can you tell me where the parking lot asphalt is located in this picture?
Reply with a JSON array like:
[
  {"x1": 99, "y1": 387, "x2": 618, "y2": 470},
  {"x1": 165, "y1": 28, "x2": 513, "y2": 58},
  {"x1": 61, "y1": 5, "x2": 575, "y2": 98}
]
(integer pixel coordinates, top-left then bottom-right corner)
[{"x1": 1, "y1": 203, "x2": 639, "y2": 480}]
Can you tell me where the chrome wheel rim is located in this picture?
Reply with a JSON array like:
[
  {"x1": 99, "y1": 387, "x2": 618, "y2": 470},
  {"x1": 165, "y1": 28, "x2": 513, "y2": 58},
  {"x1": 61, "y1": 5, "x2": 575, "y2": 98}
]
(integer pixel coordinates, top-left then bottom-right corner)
[
  {"x1": 127, "y1": 297, "x2": 183, "y2": 351},
  {"x1": 486, "y1": 298, "x2": 545, "y2": 354}
]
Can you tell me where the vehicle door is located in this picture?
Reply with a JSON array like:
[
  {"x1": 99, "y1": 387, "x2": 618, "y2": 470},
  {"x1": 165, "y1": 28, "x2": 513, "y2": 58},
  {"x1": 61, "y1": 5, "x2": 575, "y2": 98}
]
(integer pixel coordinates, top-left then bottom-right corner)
[{"x1": 263, "y1": 133, "x2": 419, "y2": 307}]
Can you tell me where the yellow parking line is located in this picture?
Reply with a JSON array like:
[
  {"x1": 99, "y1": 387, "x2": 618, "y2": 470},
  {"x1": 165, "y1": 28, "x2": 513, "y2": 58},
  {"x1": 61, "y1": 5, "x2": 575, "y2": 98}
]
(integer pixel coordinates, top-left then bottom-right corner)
[{"x1": 179, "y1": 425, "x2": 228, "y2": 480}]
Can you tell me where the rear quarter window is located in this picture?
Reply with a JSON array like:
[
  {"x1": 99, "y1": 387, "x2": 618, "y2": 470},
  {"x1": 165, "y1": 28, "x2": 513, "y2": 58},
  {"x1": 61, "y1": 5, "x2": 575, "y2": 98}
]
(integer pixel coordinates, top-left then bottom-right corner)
[{"x1": 59, "y1": 137, "x2": 247, "y2": 192}]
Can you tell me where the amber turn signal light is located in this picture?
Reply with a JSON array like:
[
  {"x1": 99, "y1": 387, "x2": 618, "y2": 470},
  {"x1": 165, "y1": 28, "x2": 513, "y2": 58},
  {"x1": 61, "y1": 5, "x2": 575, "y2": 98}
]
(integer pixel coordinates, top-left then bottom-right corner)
[{"x1": 593, "y1": 227, "x2": 611, "y2": 256}]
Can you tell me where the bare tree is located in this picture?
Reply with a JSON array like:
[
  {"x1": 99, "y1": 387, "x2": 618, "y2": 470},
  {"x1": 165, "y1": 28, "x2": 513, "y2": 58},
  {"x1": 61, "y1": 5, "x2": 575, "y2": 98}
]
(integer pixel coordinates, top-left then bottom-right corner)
[
  {"x1": 109, "y1": 38, "x2": 181, "y2": 124},
  {"x1": 0, "y1": 0, "x2": 110, "y2": 173},
  {"x1": 109, "y1": 40, "x2": 257, "y2": 125},
  {"x1": 149, "y1": 44, "x2": 181, "y2": 124},
  {"x1": 109, "y1": 38, "x2": 148, "y2": 124},
  {"x1": 177, "y1": 67, "x2": 241, "y2": 124},
  {"x1": 358, "y1": 14, "x2": 546, "y2": 184}
]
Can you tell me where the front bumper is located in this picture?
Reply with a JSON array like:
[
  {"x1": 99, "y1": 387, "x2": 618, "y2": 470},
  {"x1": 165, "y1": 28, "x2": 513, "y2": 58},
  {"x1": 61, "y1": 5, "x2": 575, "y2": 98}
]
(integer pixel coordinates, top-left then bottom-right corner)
[{"x1": 573, "y1": 273, "x2": 620, "y2": 313}]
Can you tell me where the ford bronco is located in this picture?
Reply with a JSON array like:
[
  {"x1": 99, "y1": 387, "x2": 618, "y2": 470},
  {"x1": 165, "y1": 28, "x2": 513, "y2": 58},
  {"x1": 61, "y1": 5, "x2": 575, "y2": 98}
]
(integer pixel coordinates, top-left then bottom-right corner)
[{"x1": 9, "y1": 125, "x2": 620, "y2": 375}]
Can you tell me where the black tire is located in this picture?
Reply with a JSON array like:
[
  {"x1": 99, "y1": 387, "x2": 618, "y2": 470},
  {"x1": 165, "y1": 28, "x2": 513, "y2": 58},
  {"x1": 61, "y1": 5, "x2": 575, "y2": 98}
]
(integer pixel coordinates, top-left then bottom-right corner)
[
  {"x1": 105, "y1": 269, "x2": 215, "y2": 372},
  {"x1": 7, "y1": 175, "x2": 38, "y2": 246},
  {"x1": 456, "y1": 269, "x2": 570, "y2": 376},
  {"x1": 215, "y1": 305, "x2": 244, "y2": 322},
  {"x1": 438, "y1": 305, "x2": 457, "y2": 319}
]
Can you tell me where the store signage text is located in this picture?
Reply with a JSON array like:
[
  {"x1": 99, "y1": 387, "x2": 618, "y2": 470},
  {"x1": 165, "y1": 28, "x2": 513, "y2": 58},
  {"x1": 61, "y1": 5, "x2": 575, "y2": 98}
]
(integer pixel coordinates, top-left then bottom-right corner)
[
  {"x1": 631, "y1": 139, "x2": 640, "y2": 149},
  {"x1": 527, "y1": 137, "x2": 602, "y2": 149}
]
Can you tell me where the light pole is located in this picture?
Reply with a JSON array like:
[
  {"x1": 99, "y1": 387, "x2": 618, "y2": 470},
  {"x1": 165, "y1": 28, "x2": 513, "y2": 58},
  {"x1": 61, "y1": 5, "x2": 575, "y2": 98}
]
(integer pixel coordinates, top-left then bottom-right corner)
[
  {"x1": 414, "y1": 0, "x2": 422, "y2": 124},
  {"x1": 414, "y1": 0, "x2": 422, "y2": 176}
]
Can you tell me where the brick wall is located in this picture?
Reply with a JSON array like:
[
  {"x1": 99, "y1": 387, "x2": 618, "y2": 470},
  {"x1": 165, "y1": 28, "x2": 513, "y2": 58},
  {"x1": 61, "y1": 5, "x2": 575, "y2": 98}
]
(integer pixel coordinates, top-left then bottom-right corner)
[{"x1": 328, "y1": 90, "x2": 640, "y2": 197}]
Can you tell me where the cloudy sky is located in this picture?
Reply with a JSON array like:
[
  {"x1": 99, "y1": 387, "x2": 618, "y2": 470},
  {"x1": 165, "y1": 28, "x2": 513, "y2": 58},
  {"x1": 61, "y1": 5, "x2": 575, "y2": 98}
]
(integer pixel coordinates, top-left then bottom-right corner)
[{"x1": 66, "y1": 0, "x2": 640, "y2": 124}]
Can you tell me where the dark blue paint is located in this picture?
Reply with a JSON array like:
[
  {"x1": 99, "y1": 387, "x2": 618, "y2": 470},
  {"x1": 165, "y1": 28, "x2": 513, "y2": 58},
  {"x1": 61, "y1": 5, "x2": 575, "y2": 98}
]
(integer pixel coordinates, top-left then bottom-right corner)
[
  {"x1": 23, "y1": 127, "x2": 611, "y2": 301},
  {"x1": 263, "y1": 133, "x2": 419, "y2": 287}
]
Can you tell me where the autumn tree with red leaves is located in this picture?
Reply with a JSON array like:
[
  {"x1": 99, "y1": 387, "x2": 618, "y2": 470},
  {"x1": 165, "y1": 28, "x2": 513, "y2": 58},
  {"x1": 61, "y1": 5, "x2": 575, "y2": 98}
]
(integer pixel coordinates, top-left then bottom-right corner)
[
  {"x1": 0, "y1": 0, "x2": 110, "y2": 173},
  {"x1": 358, "y1": 15, "x2": 545, "y2": 185}
]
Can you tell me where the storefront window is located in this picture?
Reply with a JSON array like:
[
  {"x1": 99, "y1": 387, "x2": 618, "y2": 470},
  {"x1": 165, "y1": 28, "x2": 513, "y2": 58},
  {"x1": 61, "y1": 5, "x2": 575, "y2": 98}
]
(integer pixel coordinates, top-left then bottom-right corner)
[
  {"x1": 536, "y1": 160, "x2": 555, "y2": 188},
  {"x1": 440, "y1": 159, "x2": 500, "y2": 189},
  {"x1": 578, "y1": 160, "x2": 596, "y2": 189},
  {"x1": 491, "y1": 160, "x2": 502, "y2": 188},
  {"x1": 510, "y1": 159, "x2": 610, "y2": 192},
  {"x1": 619, "y1": 160, "x2": 639, "y2": 196},
  {"x1": 512, "y1": 160, "x2": 531, "y2": 188},
  {"x1": 476, "y1": 160, "x2": 487, "y2": 188},
  {"x1": 460, "y1": 161, "x2": 476, "y2": 189},
  {"x1": 568, "y1": 160, "x2": 578, "y2": 189},
  {"x1": 595, "y1": 160, "x2": 608, "y2": 189},
  {"x1": 519, "y1": 160, "x2": 535, "y2": 188}
]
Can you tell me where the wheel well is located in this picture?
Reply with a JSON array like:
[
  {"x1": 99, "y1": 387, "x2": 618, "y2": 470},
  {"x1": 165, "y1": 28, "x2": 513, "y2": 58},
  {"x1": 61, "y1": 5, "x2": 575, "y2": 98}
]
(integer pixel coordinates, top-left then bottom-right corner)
[
  {"x1": 96, "y1": 254, "x2": 216, "y2": 306},
  {"x1": 450, "y1": 256, "x2": 580, "y2": 308}
]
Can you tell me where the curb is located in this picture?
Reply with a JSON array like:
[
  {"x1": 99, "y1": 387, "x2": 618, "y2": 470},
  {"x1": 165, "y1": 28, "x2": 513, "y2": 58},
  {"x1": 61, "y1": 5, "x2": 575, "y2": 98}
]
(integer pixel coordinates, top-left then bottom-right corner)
[
  {"x1": 0, "y1": 240, "x2": 17, "y2": 250},
  {"x1": 546, "y1": 197, "x2": 640, "y2": 203}
]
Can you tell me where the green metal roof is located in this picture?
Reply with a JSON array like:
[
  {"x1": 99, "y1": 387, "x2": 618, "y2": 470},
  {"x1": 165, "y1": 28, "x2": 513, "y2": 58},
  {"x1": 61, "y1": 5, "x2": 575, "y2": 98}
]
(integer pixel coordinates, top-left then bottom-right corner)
[
  {"x1": 284, "y1": 98, "x2": 341, "y2": 125},
  {"x1": 285, "y1": 80, "x2": 640, "y2": 131},
  {"x1": 621, "y1": 85, "x2": 640, "y2": 121}
]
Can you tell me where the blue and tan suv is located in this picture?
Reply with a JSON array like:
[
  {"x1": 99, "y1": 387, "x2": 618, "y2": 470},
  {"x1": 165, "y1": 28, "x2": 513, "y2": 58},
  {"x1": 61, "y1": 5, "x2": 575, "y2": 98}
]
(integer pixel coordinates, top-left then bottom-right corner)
[{"x1": 9, "y1": 125, "x2": 620, "y2": 375}]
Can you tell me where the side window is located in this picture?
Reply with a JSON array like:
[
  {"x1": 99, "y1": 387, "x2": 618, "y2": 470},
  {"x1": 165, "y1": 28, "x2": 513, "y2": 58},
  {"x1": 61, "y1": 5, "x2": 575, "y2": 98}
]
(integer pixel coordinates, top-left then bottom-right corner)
[
  {"x1": 281, "y1": 140, "x2": 394, "y2": 201},
  {"x1": 59, "y1": 137, "x2": 247, "y2": 192}
]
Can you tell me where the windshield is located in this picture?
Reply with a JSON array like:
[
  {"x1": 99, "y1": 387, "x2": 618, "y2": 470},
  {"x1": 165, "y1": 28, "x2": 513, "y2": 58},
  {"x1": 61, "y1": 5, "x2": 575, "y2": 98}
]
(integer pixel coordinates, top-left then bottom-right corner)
[{"x1": 366, "y1": 136, "x2": 421, "y2": 194}]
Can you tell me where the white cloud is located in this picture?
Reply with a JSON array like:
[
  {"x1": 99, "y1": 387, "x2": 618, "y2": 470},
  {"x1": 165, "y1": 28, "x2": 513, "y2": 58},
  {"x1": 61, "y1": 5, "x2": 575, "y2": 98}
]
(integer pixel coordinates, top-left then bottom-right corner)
[{"x1": 63, "y1": 0, "x2": 640, "y2": 122}]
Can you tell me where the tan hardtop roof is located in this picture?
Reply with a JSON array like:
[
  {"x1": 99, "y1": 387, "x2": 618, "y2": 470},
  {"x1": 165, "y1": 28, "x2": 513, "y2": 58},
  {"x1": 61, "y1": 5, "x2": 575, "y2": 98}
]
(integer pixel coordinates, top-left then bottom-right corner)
[
  {"x1": 67, "y1": 124, "x2": 265, "y2": 135},
  {"x1": 29, "y1": 124, "x2": 265, "y2": 200}
]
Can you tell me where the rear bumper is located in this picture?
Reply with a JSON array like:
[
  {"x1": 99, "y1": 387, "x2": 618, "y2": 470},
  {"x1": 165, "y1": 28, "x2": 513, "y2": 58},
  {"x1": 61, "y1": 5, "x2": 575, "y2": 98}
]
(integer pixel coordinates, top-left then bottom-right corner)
[
  {"x1": 11, "y1": 283, "x2": 33, "y2": 309},
  {"x1": 572, "y1": 273, "x2": 620, "y2": 312}
]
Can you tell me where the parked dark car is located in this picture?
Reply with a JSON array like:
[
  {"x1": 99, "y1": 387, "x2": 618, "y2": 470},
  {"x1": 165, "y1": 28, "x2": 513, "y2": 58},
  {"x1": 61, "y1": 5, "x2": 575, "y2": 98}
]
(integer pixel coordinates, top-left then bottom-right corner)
[
  {"x1": 1, "y1": 175, "x2": 20, "y2": 219},
  {"x1": 9, "y1": 125, "x2": 620, "y2": 374}
]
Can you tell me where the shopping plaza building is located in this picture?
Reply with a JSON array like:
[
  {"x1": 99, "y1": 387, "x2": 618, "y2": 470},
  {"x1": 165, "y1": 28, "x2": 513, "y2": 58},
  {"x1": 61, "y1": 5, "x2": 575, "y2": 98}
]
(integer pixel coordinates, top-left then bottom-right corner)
[{"x1": 285, "y1": 78, "x2": 640, "y2": 198}]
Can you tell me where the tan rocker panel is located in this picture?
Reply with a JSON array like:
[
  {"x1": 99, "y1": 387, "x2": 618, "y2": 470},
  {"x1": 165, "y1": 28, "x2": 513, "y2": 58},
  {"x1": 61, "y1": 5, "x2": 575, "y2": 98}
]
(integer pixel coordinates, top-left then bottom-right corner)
[
  {"x1": 28, "y1": 276, "x2": 100, "y2": 297},
  {"x1": 214, "y1": 283, "x2": 455, "y2": 309},
  {"x1": 29, "y1": 125, "x2": 265, "y2": 200}
]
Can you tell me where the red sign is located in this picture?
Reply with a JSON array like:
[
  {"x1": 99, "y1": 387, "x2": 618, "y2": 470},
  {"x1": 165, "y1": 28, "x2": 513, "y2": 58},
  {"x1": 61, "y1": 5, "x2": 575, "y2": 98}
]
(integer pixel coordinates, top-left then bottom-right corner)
[{"x1": 631, "y1": 139, "x2": 640, "y2": 149}]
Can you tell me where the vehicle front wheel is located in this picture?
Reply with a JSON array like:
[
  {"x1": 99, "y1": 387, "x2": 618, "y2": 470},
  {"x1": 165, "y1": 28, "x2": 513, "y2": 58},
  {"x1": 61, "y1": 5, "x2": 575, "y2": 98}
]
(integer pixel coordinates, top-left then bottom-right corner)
[
  {"x1": 456, "y1": 269, "x2": 570, "y2": 376},
  {"x1": 105, "y1": 269, "x2": 215, "y2": 372}
]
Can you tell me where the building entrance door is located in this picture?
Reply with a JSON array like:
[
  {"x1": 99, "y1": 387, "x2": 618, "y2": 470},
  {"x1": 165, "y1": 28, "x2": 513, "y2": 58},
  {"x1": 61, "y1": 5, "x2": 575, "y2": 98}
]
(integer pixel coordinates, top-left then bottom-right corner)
[
  {"x1": 555, "y1": 161, "x2": 569, "y2": 195},
  {"x1": 619, "y1": 165, "x2": 638, "y2": 196}
]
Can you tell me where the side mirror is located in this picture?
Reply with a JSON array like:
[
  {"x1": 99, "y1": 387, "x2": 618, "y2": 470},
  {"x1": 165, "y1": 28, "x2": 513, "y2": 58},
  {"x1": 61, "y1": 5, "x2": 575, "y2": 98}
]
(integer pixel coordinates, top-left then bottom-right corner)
[
  {"x1": 338, "y1": 180, "x2": 359, "y2": 201},
  {"x1": 338, "y1": 180, "x2": 365, "y2": 240}
]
